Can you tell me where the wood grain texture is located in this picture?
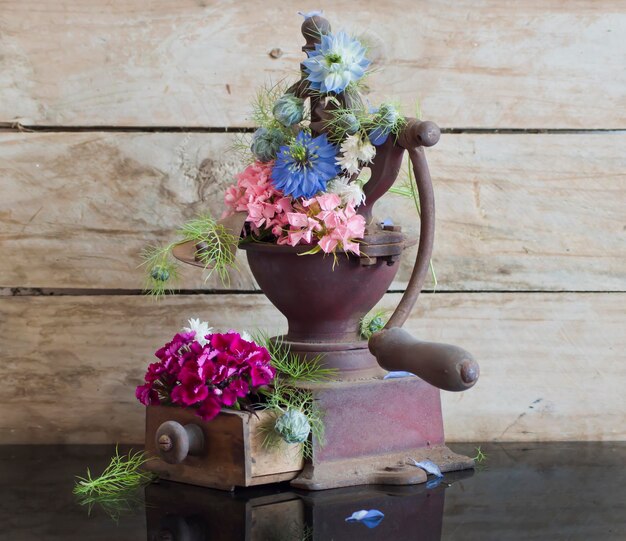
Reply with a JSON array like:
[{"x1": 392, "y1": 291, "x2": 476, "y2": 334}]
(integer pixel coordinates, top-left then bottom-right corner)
[
  {"x1": 2, "y1": 131, "x2": 624, "y2": 291},
  {"x1": 1, "y1": 0, "x2": 624, "y2": 128},
  {"x1": 1, "y1": 292, "x2": 623, "y2": 444}
]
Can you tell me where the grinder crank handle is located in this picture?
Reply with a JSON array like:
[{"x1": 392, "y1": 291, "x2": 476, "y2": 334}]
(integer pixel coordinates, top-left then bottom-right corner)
[
  {"x1": 368, "y1": 119, "x2": 480, "y2": 392},
  {"x1": 369, "y1": 327, "x2": 479, "y2": 391}
]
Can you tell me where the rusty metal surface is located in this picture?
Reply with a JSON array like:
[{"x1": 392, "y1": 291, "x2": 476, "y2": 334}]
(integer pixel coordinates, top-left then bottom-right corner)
[
  {"x1": 292, "y1": 445, "x2": 474, "y2": 491},
  {"x1": 309, "y1": 376, "x2": 445, "y2": 463},
  {"x1": 241, "y1": 244, "x2": 399, "y2": 344}
]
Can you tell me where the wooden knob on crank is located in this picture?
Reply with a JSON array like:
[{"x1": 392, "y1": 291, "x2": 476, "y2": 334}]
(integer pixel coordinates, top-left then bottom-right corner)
[{"x1": 155, "y1": 421, "x2": 205, "y2": 464}]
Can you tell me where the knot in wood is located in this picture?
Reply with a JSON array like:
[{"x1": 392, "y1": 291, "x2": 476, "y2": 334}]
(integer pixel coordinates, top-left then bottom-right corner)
[{"x1": 269, "y1": 48, "x2": 283, "y2": 59}]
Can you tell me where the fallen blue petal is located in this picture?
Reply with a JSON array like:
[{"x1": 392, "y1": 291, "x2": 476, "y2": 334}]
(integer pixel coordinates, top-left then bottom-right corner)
[
  {"x1": 426, "y1": 476, "x2": 444, "y2": 489},
  {"x1": 384, "y1": 371, "x2": 415, "y2": 379},
  {"x1": 345, "y1": 509, "x2": 385, "y2": 529},
  {"x1": 408, "y1": 458, "x2": 443, "y2": 478},
  {"x1": 298, "y1": 10, "x2": 324, "y2": 19},
  {"x1": 381, "y1": 218, "x2": 394, "y2": 226}
]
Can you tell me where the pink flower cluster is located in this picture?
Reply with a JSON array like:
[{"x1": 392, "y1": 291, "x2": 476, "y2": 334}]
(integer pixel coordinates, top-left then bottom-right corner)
[
  {"x1": 135, "y1": 331, "x2": 275, "y2": 421},
  {"x1": 223, "y1": 161, "x2": 292, "y2": 237},
  {"x1": 281, "y1": 193, "x2": 366, "y2": 255}
]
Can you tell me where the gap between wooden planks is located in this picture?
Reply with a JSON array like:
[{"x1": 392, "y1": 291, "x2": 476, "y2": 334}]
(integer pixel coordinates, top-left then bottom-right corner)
[
  {"x1": 1, "y1": 0, "x2": 624, "y2": 128},
  {"x1": 0, "y1": 292, "x2": 623, "y2": 444},
  {"x1": 1, "y1": 131, "x2": 624, "y2": 292}
]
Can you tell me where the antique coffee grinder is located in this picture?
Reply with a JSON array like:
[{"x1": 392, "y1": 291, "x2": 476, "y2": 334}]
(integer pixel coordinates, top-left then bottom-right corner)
[{"x1": 145, "y1": 14, "x2": 479, "y2": 491}]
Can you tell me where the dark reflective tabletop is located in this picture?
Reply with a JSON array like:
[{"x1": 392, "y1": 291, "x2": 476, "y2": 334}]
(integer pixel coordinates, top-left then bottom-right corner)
[{"x1": 1, "y1": 443, "x2": 624, "y2": 540}]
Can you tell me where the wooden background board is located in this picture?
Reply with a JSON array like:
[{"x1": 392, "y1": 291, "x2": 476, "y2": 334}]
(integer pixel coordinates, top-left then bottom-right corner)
[
  {"x1": 2, "y1": 131, "x2": 624, "y2": 292},
  {"x1": 1, "y1": 293, "x2": 623, "y2": 444},
  {"x1": 1, "y1": 0, "x2": 625, "y2": 128},
  {"x1": 0, "y1": 1, "x2": 625, "y2": 444}
]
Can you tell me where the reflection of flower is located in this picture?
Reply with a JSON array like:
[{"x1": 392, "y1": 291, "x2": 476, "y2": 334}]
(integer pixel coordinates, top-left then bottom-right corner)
[
  {"x1": 275, "y1": 409, "x2": 311, "y2": 444},
  {"x1": 250, "y1": 127, "x2": 285, "y2": 162},
  {"x1": 273, "y1": 94, "x2": 304, "y2": 127},
  {"x1": 336, "y1": 133, "x2": 376, "y2": 175},
  {"x1": 271, "y1": 131, "x2": 339, "y2": 199},
  {"x1": 303, "y1": 31, "x2": 370, "y2": 94},
  {"x1": 135, "y1": 330, "x2": 275, "y2": 421},
  {"x1": 327, "y1": 176, "x2": 366, "y2": 207}
]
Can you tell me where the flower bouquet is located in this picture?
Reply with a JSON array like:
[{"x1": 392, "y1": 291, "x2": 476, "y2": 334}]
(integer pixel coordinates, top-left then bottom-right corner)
[
  {"x1": 137, "y1": 317, "x2": 336, "y2": 486},
  {"x1": 139, "y1": 11, "x2": 479, "y2": 491}
]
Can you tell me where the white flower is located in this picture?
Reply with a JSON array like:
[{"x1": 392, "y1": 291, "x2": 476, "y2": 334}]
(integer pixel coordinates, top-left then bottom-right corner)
[
  {"x1": 336, "y1": 134, "x2": 376, "y2": 175},
  {"x1": 327, "y1": 176, "x2": 366, "y2": 207},
  {"x1": 240, "y1": 330, "x2": 253, "y2": 342},
  {"x1": 182, "y1": 318, "x2": 213, "y2": 346}
]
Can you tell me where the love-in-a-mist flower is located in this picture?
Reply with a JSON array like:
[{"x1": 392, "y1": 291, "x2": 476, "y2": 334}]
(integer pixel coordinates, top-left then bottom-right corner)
[
  {"x1": 367, "y1": 103, "x2": 401, "y2": 146},
  {"x1": 327, "y1": 176, "x2": 366, "y2": 207},
  {"x1": 303, "y1": 31, "x2": 370, "y2": 94},
  {"x1": 336, "y1": 112, "x2": 360, "y2": 135},
  {"x1": 182, "y1": 318, "x2": 213, "y2": 346},
  {"x1": 275, "y1": 409, "x2": 311, "y2": 444},
  {"x1": 336, "y1": 133, "x2": 376, "y2": 175},
  {"x1": 250, "y1": 127, "x2": 285, "y2": 162},
  {"x1": 271, "y1": 131, "x2": 339, "y2": 199},
  {"x1": 273, "y1": 94, "x2": 304, "y2": 127}
]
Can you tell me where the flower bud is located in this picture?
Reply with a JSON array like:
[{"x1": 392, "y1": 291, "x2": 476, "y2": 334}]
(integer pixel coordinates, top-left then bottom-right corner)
[
  {"x1": 150, "y1": 266, "x2": 170, "y2": 282},
  {"x1": 337, "y1": 112, "x2": 360, "y2": 135},
  {"x1": 250, "y1": 127, "x2": 285, "y2": 162},
  {"x1": 273, "y1": 94, "x2": 305, "y2": 127},
  {"x1": 274, "y1": 409, "x2": 311, "y2": 444},
  {"x1": 368, "y1": 315, "x2": 385, "y2": 335},
  {"x1": 378, "y1": 103, "x2": 400, "y2": 126}
]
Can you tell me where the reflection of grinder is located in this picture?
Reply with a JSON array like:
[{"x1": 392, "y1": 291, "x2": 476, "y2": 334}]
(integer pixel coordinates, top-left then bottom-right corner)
[
  {"x1": 145, "y1": 470, "x2": 474, "y2": 541},
  {"x1": 145, "y1": 14, "x2": 479, "y2": 490}
]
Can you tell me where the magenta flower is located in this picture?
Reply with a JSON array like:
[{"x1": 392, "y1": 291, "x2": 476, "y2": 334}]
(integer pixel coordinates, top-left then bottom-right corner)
[
  {"x1": 135, "y1": 383, "x2": 160, "y2": 406},
  {"x1": 197, "y1": 395, "x2": 222, "y2": 421},
  {"x1": 136, "y1": 329, "x2": 275, "y2": 422}
]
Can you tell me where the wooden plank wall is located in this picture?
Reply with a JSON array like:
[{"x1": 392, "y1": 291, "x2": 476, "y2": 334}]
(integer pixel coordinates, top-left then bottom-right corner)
[{"x1": 0, "y1": 1, "x2": 624, "y2": 444}]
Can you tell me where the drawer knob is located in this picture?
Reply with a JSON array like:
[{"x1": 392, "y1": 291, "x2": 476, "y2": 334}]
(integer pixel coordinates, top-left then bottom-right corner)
[{"x1": 155, "y1": 421, "x2": 205, "y2": 464}]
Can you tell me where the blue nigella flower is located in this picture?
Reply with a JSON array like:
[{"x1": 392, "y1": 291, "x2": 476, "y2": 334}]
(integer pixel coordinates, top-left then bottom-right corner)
[
  {"x1": 302, "y1": 31, "x2": 370, "y2": 94},
  {"x1": 271, "y1": 131, "x2": 339, "y2": 198}
]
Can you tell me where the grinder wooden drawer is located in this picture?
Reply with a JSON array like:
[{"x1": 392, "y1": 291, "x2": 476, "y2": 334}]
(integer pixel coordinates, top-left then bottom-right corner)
[{"x1": 144, "y1": 405, "x2": 304, "y2": 490}]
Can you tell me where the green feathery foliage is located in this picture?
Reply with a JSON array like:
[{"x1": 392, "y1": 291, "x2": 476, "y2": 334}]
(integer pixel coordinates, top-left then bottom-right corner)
[
  {"x1": 360, "y1": 308, "x2": 390, "y2": 339},
  {"x1": 73, "y1": 448, "x2": 156, "y2": 498},
  {"x1": 388, "y1": 162, "x2": 438, "y2": 290},
  {"x1": 473, "y1": 446, "x2": 488, "y2": 463},
  {"x1": 251, "y1": 80, "x2": 301, "y2": 136},
  {"x1": 140, "y1": 243, "x2": 181, "y2": 298},
  {"x1": 255, "y1": 332, "x2": 336, "y2": 382},
  {"x1": 141, "y1": 212, "x2": 240, "y2": 297},
  {"x1": 259, "y1": 380, "x2": 325, "y2": 459},
  {"x1": 75, "y1": 490, "x2": 144, "y2": 523},
  {"x1": 252, "y1": 331, "x2": 335, "y2": 458},
  {"x1": 228, "y1": 132, "x2": 256, "y2": 165},
  {"x1": 178, "y1": 214, "x2": 239, "y2": 287}
]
